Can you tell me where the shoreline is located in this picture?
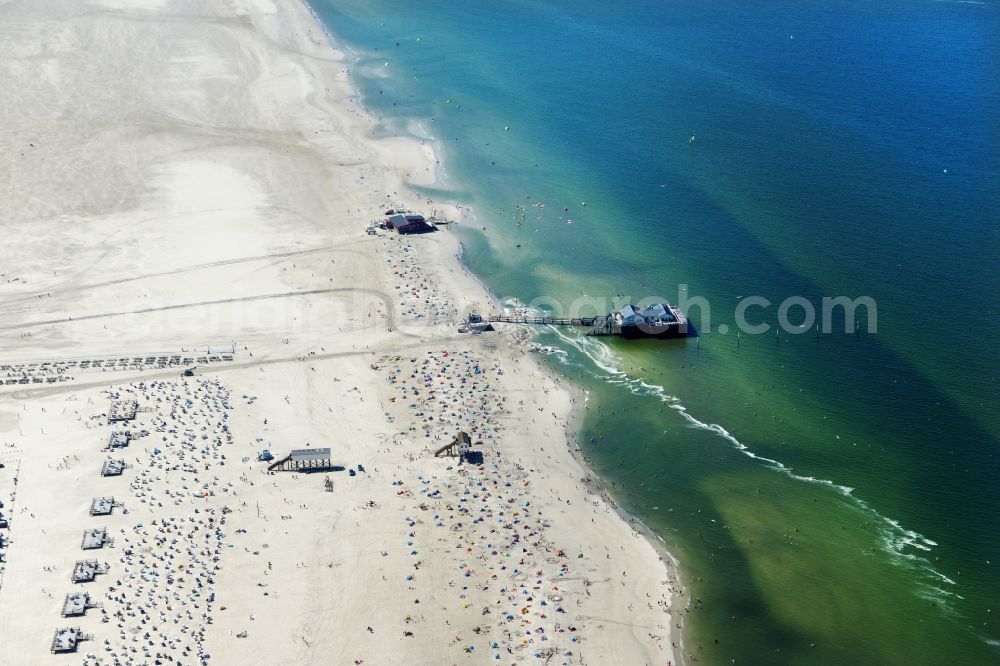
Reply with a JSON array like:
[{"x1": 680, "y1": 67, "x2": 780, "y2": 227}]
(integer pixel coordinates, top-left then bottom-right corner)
[
  {"x1": 300, "y1": 0, "x2": 696, "y2": 645},
  {"x1": 0, "y1": 0, "x2": 681, "y2": 663},
  {"x1": 561, "y1": 376, "x2": 690, "y2": 656},
  {"x1": 305, "y1": 8, "x2": 692, "y2": 646}
]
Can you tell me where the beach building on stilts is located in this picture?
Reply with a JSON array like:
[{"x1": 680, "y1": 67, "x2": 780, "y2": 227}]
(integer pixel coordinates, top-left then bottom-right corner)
[{"x1": 266, "y1": 447, "x2": 334, "y2": 472}]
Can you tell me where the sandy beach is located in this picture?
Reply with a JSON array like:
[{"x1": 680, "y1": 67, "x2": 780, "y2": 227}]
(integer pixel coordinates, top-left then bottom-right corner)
[{"x1": 0, "y1": 1, "x2": 681, "y2": 664}]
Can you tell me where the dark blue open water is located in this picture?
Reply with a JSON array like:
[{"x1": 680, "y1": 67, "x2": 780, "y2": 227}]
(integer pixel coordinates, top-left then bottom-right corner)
[{"x1": 307, "y1": 1, "x2": 1000, "y2": 663}]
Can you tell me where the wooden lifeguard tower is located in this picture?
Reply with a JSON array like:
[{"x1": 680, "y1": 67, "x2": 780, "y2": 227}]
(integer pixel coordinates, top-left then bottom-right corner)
[{"x1": 434, "y1": 431, "x2": 471, "y2": 458}]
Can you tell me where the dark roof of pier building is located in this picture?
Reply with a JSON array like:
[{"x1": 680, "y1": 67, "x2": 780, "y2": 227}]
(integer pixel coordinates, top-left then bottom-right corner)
[{"x1": 618, "y1": 304, "x2": 675, "y2": 324}]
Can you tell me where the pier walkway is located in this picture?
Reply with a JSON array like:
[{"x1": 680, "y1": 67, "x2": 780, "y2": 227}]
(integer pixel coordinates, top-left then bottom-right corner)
[
  {"x1": 487, "y1": 315, "x2": 616, "y2": 336},
  {"x1": 487, "y1": 302, "x2": 689, "y2": 339}
]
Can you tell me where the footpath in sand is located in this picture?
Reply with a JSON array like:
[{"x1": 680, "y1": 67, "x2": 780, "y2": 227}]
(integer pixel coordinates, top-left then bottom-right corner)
[{"x1": 0, "y1": 1, "x2": 683, "y2": 665}]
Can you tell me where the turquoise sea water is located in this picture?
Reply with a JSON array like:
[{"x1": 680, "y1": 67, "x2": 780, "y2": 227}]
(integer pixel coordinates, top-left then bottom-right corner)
[{"x1": 307, "y1": 1, "x2": 999, "y2": 663}]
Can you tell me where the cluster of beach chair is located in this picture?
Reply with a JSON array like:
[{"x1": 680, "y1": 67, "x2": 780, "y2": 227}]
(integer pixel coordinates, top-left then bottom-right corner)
[{"x1": 0, "y1": 352, "x2": 236, "y2": 387}]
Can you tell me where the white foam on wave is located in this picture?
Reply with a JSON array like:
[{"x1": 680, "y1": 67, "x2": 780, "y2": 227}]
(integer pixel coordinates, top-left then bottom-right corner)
[
  {"x1": 550, "y1": 328, "x2": 959, "y2": 605},
  {"x1": 547, "y1": 325, "x2": 621, "y2": 375},
  {"x1": 499, "y1": 298, "x2": 549, "y2": 319},
  {"x1": 533, "y1": 345, "x2": 570, "y2": 364}
]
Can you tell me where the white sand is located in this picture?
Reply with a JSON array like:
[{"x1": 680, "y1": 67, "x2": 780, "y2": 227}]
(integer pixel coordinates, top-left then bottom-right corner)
[{"x1": 0, "y1": 1, "x2": 683, "y2": 664}]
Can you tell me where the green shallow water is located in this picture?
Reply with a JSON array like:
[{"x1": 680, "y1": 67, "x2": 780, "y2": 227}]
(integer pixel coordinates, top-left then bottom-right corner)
[{"x1": 307, "y1": 0, "x2": 1000, "y2": 662}]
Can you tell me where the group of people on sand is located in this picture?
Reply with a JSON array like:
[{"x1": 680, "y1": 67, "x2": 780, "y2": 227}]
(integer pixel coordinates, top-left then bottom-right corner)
[{"x1": 80, "y1": 379, "x2": 234, "y2": 666}]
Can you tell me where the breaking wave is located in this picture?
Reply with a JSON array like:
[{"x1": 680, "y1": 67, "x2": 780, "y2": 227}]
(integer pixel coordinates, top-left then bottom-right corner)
[{"x1": 546, "y1": 325, "x2": 956, "y2": 605}]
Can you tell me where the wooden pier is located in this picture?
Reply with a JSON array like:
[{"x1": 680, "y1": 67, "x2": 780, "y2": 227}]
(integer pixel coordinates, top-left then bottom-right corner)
[
  {"x1": 487, "y1": 315, "x2": 616, "y2": 336},
  {"x1": 487, "y1": 303, "x2": 689, "y2": 339}
]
